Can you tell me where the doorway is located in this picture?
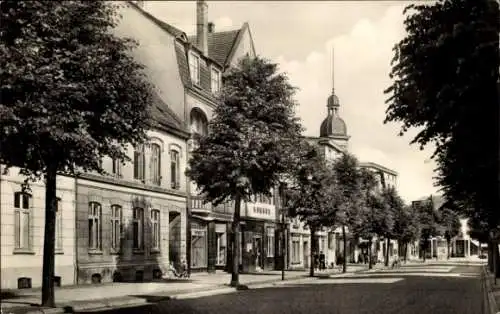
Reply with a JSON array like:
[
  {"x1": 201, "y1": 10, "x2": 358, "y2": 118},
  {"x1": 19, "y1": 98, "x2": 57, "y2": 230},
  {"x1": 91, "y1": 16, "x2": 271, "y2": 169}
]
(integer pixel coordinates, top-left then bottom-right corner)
[{"x1": 254, "y1": 236, "x2": 263, "y2": 270}]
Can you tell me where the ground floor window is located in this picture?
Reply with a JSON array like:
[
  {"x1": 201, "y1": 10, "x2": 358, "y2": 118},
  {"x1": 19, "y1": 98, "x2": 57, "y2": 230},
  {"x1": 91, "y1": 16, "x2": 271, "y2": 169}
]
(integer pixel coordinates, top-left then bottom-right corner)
[
  {"x1": 267, "y1": 227, "x2": 275, "y2": 257},
  {"x1": 191, "y1": 228, "x2": 207, "y2": 268},
  {"x1": 292, "y1": 238, "x2": 300, "y2": 264},
  {"x1": 216, "y1": 232, "x2": 226, "y2": 266}
]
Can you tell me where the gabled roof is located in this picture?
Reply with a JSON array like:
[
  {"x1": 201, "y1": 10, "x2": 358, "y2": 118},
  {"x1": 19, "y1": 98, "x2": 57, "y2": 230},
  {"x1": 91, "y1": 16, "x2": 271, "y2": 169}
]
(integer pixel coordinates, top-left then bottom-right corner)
[
  {"x1": 188, "y1": 29, "x2": 240, "y2": 66},
  {"x1": 188, "y1": 23, "x2": 254, "y2": 68}
]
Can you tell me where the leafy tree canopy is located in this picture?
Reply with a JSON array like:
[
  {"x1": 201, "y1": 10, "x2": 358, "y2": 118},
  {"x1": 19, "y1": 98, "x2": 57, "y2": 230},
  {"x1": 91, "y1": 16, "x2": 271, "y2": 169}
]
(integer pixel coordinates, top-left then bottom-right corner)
[
  {"x1": 284, "y1": 141, "x2": 340, "y2": 228},
  {"x1": 384, "y1": 0, "x2": 499, "y2": 224},
  {"x1": 1, "y1": 1, "x2": 154, "y2": 180},
  {"x1": 186, "y1": 56, "x2": 303, "y2": 206},
  {"x1": 439, "y1": 207, "x2": 462, "y2": 242}
]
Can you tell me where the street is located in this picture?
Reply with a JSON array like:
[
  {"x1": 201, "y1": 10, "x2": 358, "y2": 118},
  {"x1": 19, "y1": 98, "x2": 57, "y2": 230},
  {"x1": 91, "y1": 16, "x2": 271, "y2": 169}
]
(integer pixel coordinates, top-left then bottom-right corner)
[{"x1": 80, "y1": 264, "x2": 483, "y2": 314}]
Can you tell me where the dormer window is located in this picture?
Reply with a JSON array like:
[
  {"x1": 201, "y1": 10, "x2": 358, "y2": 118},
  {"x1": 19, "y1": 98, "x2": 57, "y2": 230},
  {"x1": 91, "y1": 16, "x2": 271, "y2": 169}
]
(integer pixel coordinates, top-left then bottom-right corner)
[
  {"x1": 211, "y1": 67, "x2": 221, "y2": 93},
  {"x1": 189, "y1": 52, "x2": 200, "y2": 85}
]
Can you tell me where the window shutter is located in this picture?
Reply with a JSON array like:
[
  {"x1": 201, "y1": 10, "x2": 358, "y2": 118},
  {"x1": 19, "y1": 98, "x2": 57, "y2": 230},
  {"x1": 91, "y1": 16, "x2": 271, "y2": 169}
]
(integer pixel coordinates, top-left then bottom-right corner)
[
  {"x1": 176, "y1": 155, "x2": 181, "y2": 189},
  {"x1": 133, "y1": 151, "x2": 139, "y2": 179}
]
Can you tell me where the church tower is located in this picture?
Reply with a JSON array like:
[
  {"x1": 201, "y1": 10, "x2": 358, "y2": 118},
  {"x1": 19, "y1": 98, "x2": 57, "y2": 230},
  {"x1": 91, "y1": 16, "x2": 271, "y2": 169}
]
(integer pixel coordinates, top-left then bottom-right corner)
[{"x1": 319, "y1": 47, "x2": 350, "y2": 150}]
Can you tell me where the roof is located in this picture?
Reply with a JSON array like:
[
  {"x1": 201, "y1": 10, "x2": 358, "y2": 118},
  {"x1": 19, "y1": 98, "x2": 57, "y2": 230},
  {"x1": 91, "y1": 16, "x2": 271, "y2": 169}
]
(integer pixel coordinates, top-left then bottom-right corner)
[
  {"x1": 359, "y1": 162, "x2": 398, "y2": 176},
  {"x1": 320, "y1": 115, "x2": 347, "y2": 138},
  {"x1": 127, "y1": 1, "x2": 188, "y2": 40},
  {"x1": 188, "y1": 28, "x2": 242, "y2": 67},
  {"x1": 149, "y1": 91, "x2": 190, "y2": 139}
]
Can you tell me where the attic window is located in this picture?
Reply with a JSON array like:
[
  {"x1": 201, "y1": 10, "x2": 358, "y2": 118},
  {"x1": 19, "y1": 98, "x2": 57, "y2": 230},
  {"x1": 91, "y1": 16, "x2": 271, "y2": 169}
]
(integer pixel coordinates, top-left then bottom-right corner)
[
  {"x1": 189, "y1": 52, "x2": 200, "y2": 85},
  {"x1": 211, "y1": 67, "x2": 221, "y2": 93}
]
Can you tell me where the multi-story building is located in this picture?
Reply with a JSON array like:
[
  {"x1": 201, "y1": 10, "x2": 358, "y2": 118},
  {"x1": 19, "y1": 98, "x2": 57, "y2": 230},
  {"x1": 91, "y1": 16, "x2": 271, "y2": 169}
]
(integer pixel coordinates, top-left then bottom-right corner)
[
  {"x1": 0, "y1": 168, "x2": 76, "y2": 289},
  {"x1": 73, "y1": 1, "x2": 192, "y2": 284}
]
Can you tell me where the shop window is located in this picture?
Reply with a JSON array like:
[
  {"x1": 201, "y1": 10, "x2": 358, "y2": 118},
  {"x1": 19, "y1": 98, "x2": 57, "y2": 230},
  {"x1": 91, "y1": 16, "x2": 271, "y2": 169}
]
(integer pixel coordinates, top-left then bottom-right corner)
[
  {"x1": 267, "y1": 227, "x2": 275, "y2": 257},
  {"x1": 216, "y1": 232, "x2": 226, "y2": 266},
  {"x1": 91, "y1": 273, "x2": 102, "y2": 284}
]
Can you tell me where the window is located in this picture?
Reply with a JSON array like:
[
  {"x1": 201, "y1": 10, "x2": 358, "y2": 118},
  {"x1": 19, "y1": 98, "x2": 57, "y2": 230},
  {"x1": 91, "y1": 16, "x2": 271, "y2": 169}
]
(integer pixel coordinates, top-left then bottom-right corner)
[
  {"x1": 170, "y1": 150, "x2": 180, "y2": 189},
  {"x1": 292, "y1": 239, "x2": 300, "y2": 264},
  {"x1": 133, "y1": 144, "x2": 145, "y2": 182},
  {"x1": 55, "y1": 198, "x2": 63, "y2": 251},
  {"x1": 111, "y1": 205, "x2": 122, "y2": 251},
  {"x1": 133, "y1": 208, "x2": 144, "y2": 250},
  {"x1": 112, "y1": 158, "x2": 122, "y2": 177},
  {"x1": 328, "y1": 233, "x2": 334, "y2": 250},
  {"x1": 190, "y1": 109, "x2": 208, "y2": 137},
  {"x1": 189, "y1": 53, "x2": 200, "y2": 85},
  {"x1": 150, "y1": 144, "x2": 161, "y2": 186},
  {"x1": 151, "y1": 209, "x2": 160, "y2": 251},
  {"x1": 216, "y1": 233, "x2": 226, "y2": 265},
  {"x1": 211, "y1": 67, "x2": 221, "y2": 93},
  {"x1": 267, "y1": 227, "x2": 275, "y2": 257},
  {"x1": 14, "y1": 192, "x2": 31, "y2": 250},
  {"x1": 88, "y1": 202, "x2": 102, "y2": 250}
]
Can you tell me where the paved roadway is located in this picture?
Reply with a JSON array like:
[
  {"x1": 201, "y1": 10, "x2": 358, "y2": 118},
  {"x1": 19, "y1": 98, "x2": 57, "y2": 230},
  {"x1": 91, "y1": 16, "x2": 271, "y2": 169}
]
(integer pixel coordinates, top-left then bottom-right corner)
[{"x1": 80, "y1": 264, "x2": 483, "y2": 314}]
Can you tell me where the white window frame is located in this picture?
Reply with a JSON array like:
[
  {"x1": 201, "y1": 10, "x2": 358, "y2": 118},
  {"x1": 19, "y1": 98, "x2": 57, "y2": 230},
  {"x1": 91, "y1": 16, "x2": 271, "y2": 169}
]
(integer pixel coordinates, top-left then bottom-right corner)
[
  {"x1": 55, "y1": 198, "x2": 63, "y2": 252},
  {"x1": 111, "y1": 205, "x2": 122, "y2": 252},
  {"x1": 151, "y1": 209, "x2": 160, "y2": 251},
  {"x1": 170, "y1": 149, "x2": 180, "y2": 189},
  {"x1": 189, "y1": 52, "x2": 200, "y2": 85},
  {"x1": 211, "y1": 66, "x2": 221, "y2": 93},
  {"x1": 267, "y1": 227, "x2": 275, "y2": 258},
  {"x1": 150, "y1": 143, "x2": 162, "y2": 186},
  {"x1": 88, "y1": 202, "x2": 102, "y2": 251},
  {"x1": 133, "y1": 144, "x2": 146, "y2": 182},
  {"x1": 14, "y1": 191, "x2": 32, "y2": 251},
  {"x1": 133, "y1": 207, "x2": 144, "y2": 250}
]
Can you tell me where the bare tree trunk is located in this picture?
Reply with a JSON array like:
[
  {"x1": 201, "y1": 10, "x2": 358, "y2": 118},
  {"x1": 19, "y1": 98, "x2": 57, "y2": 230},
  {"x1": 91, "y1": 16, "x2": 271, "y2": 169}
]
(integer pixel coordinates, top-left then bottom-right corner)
[
  {"x1": 41, "y1": 165, "x2": 57, "y2": 307},
  {"x1": 342, "y1": 225, "x2": 347, "y2": 273},
  {"x1": 230, "y1": 195, "x2": 241, "y2": 287},
  {"x1": 368, "y1": 238, "x2": 373, "y2": 270},
  {"x1": 309, "y1": 226, "x2": 316, "y2": 277},
  {"x1": 404, "y1": 242, "x2": 408, "y2": 263},
  {"x1": 488, "y1": 240, "x2": 494, "y2": 272},
  {"x1": 384, "y1": 238, "x2": 390, "y2": 267}
]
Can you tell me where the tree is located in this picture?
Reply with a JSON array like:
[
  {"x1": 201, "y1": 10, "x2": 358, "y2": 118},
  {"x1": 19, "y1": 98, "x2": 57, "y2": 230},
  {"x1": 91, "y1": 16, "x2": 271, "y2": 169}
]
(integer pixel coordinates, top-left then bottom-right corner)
[
  {"x1": 439, "y1": 207, "x2": 461, "y2": 259},
  {"x1": 380, "y1": 186, "x2": 404, "y2": 266},
  {"x1": 353, "y1": 168, "x2": 379, "y2": 269},
  {"x1": 186, "y1": 56, "x2": 303, "y2": 287},
  {"x1": 392, "y1": 205, "x2": 420, "y2": 263},
  {"x1": 1, "y1": 1, "x2": 153, "y2": 307},
  {"x1": 332, "y1": 153, "x2": 364, "y2": 273},
  {"x1": 284, "y1": 141, "x2": 339, "y2": 277},
  {"x1": 415, "y1": 198, "x2": 441, "y2": 261},
  {"x1": 384, "y1": 0, "x2": 499, "y2": 248}
]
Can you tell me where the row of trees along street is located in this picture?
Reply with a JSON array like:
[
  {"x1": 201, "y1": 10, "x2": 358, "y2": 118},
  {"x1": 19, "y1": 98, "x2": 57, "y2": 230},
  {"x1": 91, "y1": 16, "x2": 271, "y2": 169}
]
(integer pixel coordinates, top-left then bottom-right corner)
[
  {"x1": 0, "y1": 0, "x2": 491, "y2": 307},
  {"x1": 383, "y1": 0, "x2": 499, "y2": 276}
]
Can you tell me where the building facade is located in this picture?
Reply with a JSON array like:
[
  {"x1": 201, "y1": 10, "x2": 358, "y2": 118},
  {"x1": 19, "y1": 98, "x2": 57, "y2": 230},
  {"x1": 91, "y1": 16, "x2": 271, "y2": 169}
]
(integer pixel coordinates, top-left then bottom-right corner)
[
  {"x1": 0, "y1": 167, "x2": 76, "y2": 289},
  {"x1": 74, "y1": 2, "x2": 192, "y2": 284}
]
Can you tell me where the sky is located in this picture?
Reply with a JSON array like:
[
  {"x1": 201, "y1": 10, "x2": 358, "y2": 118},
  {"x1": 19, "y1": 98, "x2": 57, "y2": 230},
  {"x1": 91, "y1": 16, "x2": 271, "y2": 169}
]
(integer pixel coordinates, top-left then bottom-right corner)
[{"x1": 141, "y1": 1, "x2": 439, "y2": 203}]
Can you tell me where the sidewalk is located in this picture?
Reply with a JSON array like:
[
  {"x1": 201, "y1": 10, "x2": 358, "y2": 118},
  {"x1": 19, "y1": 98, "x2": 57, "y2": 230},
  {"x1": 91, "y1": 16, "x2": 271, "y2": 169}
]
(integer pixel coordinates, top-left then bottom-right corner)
[
  {"x1": 481, "y1": 266, "x2": 500, "y2": 314},
  {"x1": 1, "y1": 266, "x2": 366, "y2": 314}
]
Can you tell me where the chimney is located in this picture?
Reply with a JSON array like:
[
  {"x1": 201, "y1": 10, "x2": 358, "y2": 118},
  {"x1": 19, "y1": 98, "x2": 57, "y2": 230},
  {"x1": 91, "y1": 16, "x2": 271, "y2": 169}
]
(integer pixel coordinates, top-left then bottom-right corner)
[
  {"x1": 208, "y1": 22, "x2": 215, "y2": 33},
  {"x1": 196, "y1": 0, "x2": 208, "y2": 56}
]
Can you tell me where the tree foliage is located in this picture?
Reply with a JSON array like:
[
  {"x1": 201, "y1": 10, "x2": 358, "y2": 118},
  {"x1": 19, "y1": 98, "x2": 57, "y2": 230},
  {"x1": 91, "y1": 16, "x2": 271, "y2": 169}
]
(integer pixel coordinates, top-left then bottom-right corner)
[
  {"x1": 384, "y1": 0, "x2": 499, "y2": 230},
  {"x1": 186, "y1": 56, "x2": 303, "y2": 206},
  {"x1": 1, "y1": 0, "x2": 154, "y2": 178},
  {"x1": 284, "y1": 141, "x2": 339, "y2": 229},
  {"x1": 0, "y1": 1, "x2": 154, "y2": 306},
  {"x1": 439, "y1": 207, "x2": 462, "y2": 243}
]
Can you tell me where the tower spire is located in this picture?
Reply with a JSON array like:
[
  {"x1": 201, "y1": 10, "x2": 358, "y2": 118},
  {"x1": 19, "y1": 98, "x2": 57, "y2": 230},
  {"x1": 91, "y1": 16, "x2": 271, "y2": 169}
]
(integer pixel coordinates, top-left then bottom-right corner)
[{"x1": 331, "y1": 46, "x2": 335, "y2": 94}]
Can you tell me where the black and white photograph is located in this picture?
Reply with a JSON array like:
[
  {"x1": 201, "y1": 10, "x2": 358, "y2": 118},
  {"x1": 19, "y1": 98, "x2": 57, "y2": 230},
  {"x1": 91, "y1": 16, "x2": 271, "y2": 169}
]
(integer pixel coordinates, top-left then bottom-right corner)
[{"x1": 0, "y1": 0, "x2": 498, "y2": 313}]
